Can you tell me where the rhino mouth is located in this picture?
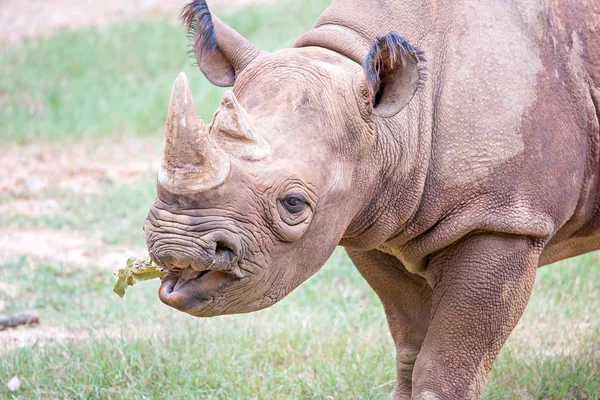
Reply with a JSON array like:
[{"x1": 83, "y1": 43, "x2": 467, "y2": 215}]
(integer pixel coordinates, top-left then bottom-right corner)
[
  {"x1": 158, "y1": 269, "x2": 240, "y2": 313},
  {"x1": 156, "y1": 247, "x2": 243, "y2": 314}
]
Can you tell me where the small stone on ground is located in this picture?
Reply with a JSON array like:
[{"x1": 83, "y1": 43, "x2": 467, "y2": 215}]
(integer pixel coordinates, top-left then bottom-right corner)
[{"x1": 7, "y1": 376, "x2": 20, "y2": 392}]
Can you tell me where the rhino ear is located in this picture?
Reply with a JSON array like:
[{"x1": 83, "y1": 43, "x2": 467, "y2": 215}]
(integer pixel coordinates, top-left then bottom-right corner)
[
  {"x1": 181, "y1": 1, "x2": 262, "y2": 87},
  {"x1": 362, "y1": 33, "x2": 426, "y2": 118}
]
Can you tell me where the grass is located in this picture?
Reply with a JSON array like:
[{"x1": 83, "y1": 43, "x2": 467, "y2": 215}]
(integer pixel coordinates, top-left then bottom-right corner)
[
  {"x1": 0, "y1": 0, "x2": 330, "y2": 143},
  {"x1": 0, "y1": 247, "x2": 598, "y2": 399},
  {"x1": 0, "y1": 250, "x2": 397, "y2": 399},
  {"x1": 486, "y1": 253, "x2": 600, "y2": 399},
  {"x1": 1, "y1": 0, "x2": 599, "y2": 398},
  {"x1": 0, "y1": 179, "x2": 156, "y2": 245}
]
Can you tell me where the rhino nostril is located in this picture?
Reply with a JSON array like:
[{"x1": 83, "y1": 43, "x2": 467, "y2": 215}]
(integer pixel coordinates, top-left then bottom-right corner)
[{"x1": 215, "y1": 241, "x2": 234, "y2": 257}]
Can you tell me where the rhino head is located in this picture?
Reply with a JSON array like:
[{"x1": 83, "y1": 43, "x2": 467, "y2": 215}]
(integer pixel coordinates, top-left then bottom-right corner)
[{"x1": 144, "y1": 0, "x2": 425, "y2": 317}]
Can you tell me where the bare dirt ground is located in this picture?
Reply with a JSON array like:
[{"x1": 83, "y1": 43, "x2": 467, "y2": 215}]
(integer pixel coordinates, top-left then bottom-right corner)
[
  {"x1": 0, "y1": 138, "x2": 157, "y2": 348},
  {"x1": 1, "y1": 321, "x2": 169, "y2": 352},
  {"x1": 0, "y1": 138, "x2": 157, "y2": 264},
  {"x1": 0, "y1": 228, "x2": 146, "y2": 271},
  {"x1": 0, "y1": 138, "x2": 160, "y2": 197},
  {"x1": 0, "y1": 0, "x2": 274, "y2": 44},
  {"x1": 1, "y1": 325, "x2": 112, "y2": 352}
]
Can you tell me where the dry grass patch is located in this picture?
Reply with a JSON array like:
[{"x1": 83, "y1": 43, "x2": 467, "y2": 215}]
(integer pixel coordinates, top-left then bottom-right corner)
[
  {"x1": 0, "y1": 138, "x2": 160, "y2": 196},
  {"x1": 0, "y1": 228, "x2": 146, "y2": 271}
]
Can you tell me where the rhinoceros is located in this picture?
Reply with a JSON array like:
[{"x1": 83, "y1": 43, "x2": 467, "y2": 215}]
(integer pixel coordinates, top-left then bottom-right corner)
[{"x1": 143, "y1": 0, "x2": 600, "y2": 398}]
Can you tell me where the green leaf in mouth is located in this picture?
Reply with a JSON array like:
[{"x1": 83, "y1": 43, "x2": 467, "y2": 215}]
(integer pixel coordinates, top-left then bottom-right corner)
[{"x1": 113, "y1": 257, "x2": 178, "y2": 298}]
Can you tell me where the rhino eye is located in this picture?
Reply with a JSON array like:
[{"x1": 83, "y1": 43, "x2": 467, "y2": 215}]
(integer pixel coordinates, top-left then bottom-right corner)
[{"x1": 282, "y1": 195, "x2": 306, "y2": 214}]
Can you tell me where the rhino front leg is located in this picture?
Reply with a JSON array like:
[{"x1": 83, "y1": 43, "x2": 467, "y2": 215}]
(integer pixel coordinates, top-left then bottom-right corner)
[
  {"x1": 346, "y1": 249, "x2": 432, "y2": 399},
  {"x1": 412, "y1": 233, "x2": 541, "y2": 399}
]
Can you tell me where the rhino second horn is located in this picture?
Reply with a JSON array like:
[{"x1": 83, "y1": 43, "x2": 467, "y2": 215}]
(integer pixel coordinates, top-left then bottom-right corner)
[
  {"x1": 211, "y1": 91, "x2": 271, "y2": 161},
  {"x1": 158, "y1": 72, "x2": 231, "y2": 194}
]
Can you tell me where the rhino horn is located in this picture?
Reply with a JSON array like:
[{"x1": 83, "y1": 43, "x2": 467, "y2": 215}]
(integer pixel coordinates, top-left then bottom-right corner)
[
  {"x1": 158, "y1": 72, "x2": 231, "y2": 194},
  {"x1": 210, "y1": 91, "x2": 271, "y2": 161}
]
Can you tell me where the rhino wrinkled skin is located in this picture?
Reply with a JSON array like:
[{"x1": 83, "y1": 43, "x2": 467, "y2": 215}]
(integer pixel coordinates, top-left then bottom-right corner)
[{"x1": 143, "y1": 0, "x2": 600, "y2": 398}]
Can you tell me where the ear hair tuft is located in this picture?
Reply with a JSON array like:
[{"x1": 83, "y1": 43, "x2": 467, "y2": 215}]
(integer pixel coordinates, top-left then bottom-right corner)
[{"x1": 180, "y1": 0, "x2": 217, "y2": 63}]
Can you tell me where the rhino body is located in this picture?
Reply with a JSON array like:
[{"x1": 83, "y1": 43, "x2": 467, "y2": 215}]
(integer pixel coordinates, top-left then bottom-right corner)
[{"x1": 144, "y1": 0, "x2": 600, "y2": 398}]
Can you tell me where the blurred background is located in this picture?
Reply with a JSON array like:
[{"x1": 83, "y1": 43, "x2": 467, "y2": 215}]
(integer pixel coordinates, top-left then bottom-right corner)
[{"x1": 0, "y1": 0, "x2": 598, "y2": 398}]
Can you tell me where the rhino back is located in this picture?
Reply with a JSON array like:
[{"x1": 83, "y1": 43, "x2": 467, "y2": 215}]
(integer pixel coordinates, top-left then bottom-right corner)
[
  {"x1": 409, "y1": 0, "x2": 599, "y2": 266},
  {"x1": 311, "y1": 0, "x2": 599, "y2": 267}
]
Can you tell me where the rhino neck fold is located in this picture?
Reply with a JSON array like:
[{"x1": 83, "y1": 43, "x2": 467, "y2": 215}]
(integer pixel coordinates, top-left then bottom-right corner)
[
  {"x1": 295, "y1": 24, "x2": 370, "y2": 64},
  {"x1": 341, "y1": 100, "x2": 432, "y2": 252},
  {"x1": 297, "y1": 0, "x2": 436, "y2": 251},
  {"x1": 296, "y1": 0, "x2": 435, "y2": 61}
]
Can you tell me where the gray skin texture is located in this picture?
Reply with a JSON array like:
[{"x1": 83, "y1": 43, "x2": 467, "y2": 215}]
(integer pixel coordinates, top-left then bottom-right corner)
[{"x1": 144, "y1": 0, "x2": 600, "y2": 398}]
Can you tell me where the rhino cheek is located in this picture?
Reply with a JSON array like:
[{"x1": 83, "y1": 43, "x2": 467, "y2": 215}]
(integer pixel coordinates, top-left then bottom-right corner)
[{"x1": 273, "y1": 219, "x2": 312, "y2": 242}]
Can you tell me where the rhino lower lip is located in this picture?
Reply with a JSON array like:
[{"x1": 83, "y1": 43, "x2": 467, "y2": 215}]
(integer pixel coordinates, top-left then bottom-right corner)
[{"x1": 158, "y1": 267, "x2": 238, "y2": 313}]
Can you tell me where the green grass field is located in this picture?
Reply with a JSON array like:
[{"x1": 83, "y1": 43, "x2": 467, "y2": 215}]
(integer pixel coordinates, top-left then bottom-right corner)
[{"x1": 1, "y1": 0, "x2": 598, "y2": 399}]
